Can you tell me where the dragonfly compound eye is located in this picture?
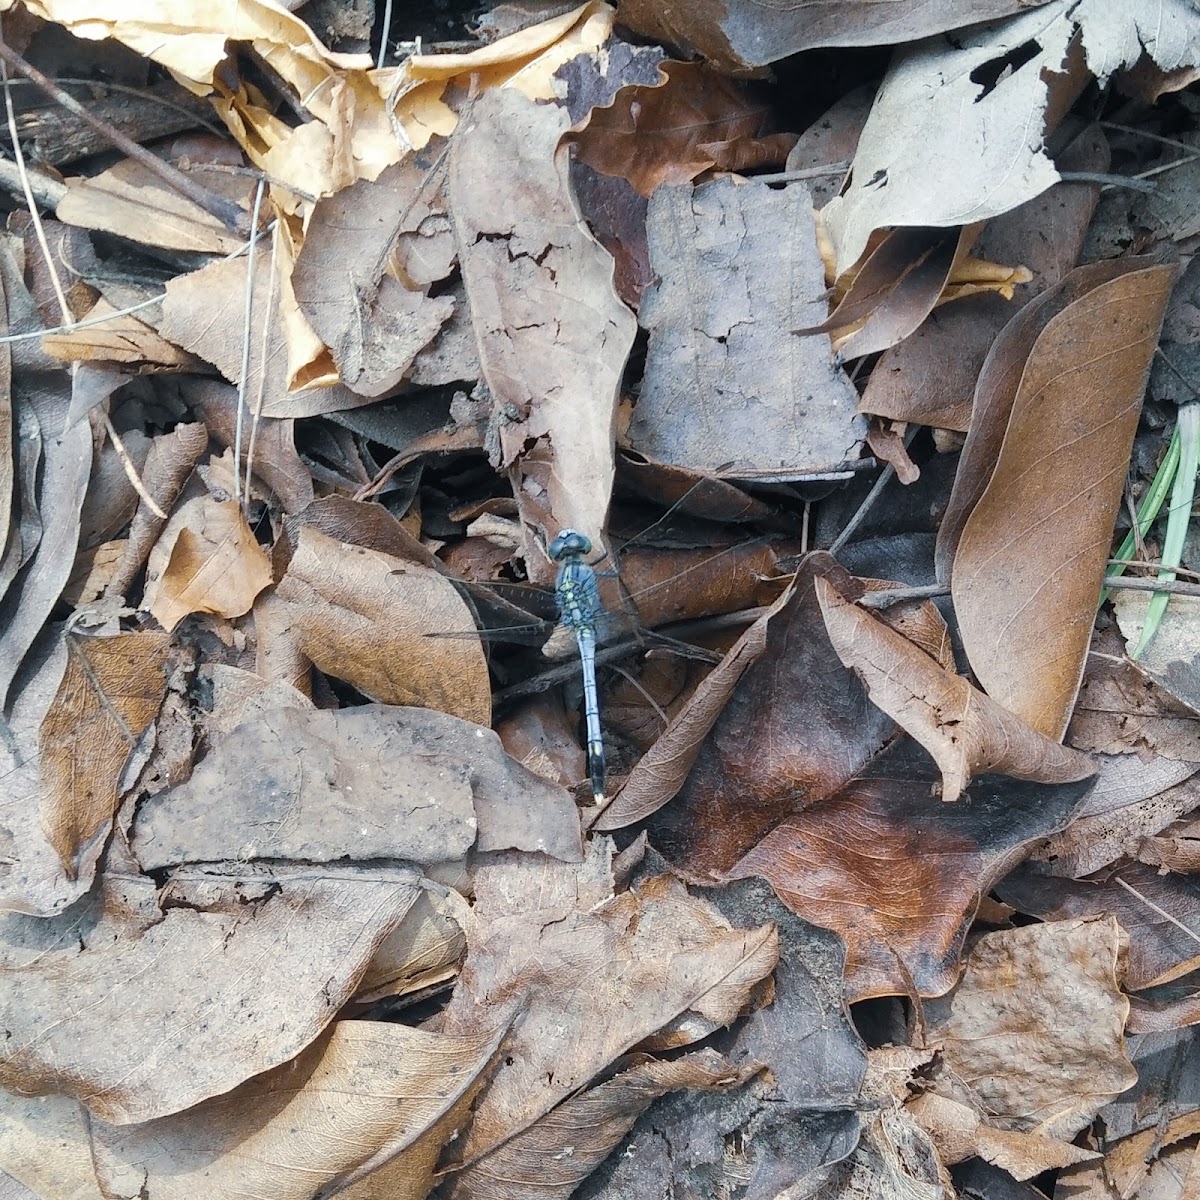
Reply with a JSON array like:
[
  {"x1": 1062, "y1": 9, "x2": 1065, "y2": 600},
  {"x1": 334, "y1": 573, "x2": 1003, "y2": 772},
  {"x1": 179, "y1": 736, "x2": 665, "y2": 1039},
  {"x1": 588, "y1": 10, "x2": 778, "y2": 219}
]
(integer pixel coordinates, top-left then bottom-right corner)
[{"x1": 549, "y1": 529, "x2": 592, "y2": 560}]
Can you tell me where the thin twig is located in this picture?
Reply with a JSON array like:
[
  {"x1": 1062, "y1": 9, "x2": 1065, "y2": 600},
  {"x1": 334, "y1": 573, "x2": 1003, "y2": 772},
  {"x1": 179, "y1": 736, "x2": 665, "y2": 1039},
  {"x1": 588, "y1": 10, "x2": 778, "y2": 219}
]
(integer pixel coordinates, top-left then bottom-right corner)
[
  {"x1": 1109, "y1": 557, "x2": 1200, "y2": 583},
  {"x1": 1105, "y1": 574, "x2": 1200, "y2": 599},
  {"x1": 752, "y1": 162, "x2": 851, "y2": 184},
  {"x1": 104, "y1": 417, "x2": 167, "y2": 519},
  {"x1": 1113, "y1": 876, "x2": 1200, "y2": 953},
  {"x1": 234, "y1": 177, "x2": 266, "y2": 507},
  {"x1": 244, "y1": 221, "x2": 279, "y2": 504},
  {"x1": 0, "y1": 34, "x2": 249, "y2": 234},
  {"x1": 1101, "y1": 121, "x2": 1200, "y2": 158},
  {"x1": 830, "y1": 425, "x2": 919, "y2": 556},
  {"x1": 1059, "y1": 170, "x2": 1157, "y2": 193}
]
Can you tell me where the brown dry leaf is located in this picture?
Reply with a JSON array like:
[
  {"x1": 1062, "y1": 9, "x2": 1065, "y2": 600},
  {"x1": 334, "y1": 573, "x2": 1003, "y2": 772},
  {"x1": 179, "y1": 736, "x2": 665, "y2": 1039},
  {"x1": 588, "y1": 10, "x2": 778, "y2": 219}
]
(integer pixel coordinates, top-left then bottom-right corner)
[
  {"x1": 291, "y1": 157, "x2": 456, "y2": 396},
  {"x1": 89, "y1": 1021, "x2": 504, "y2": 1200},
  {"x1": 144, "y1": 495, "x2": 272, "y2": 632},
  {"x1": 616, "y1": 0, "x2": 1056, "y2": 72},
  {"x1": 570, "y1": 60, "x2": 795, "y2": 198},
  {"x1": 594, "y1": 575, "x2": 794, "y2": 830},
  {"x1": 0, "y1": 872, "x2": 421, "y2": 1124},
  {"x1": 921, "y1": 916, "x2": 1136, "y2": 1140},
  {"x1": 39, "y1": 632, "x2": 170, "y2": 876},
  {"x1": 726, "y1": 741, "x2": 1093, "y2": 1000},
  {"x1": 355, "y1": 888, "x2": 467, "y2": 1004},
  {"x1": 820, "y1": 4, "x2": 1199, "y2": 275},
  {"x1": 1056, "y1": 1113, "x2": 1200, "y2": 1200},
  {"x1": 950, "y1": 260, "x2": 1176, "y2": 739},
  {"x1": 159, "y1": 253, "x2": 368, "y2": 419},
  {"x1": 860, "y1": 126, "x2": 1109, "y2": 431},
  {"x1": 54, "y1": 159, "x2": 252, "y2": 255},
  {"x1": 998, "y1": 862, "x2": 1200, "y2": 991},
  {"x1": 816, "y1": 577, "x2": 1096, "y2": 803},
  {"x1": 436, "y1": 842, "x2": 778, "y2": 1169},
  {"x1": 448, "y1": 1049, "x2": 756, "y2": 1200},
  {"x1": 102, "y1": 422, "x2": 209, "y2": 602},
  {"x1": 42, "y1": 296, "x2": 200, "y2": 370},
  {"x1": 628, "y1": 177, "x2": 865, "y2": 479},
  {"x1": 906, "y1": 1091, "x2": 1099, "y2": 1179},
  {"x1": 256, "y1": 526, "x2": 490, "y2": 724},
  {"x1": 448, "y1": 85, "x2": 635, "y2": 556}
]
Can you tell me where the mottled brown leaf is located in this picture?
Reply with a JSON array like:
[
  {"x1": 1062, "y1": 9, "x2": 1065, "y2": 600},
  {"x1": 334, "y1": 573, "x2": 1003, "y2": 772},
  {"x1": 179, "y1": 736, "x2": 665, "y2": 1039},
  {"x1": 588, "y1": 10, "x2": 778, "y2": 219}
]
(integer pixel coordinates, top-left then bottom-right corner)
[
  {"x1": 449, "y1": 86, "x2": 634, "y2": 555},
  {"x1": 951, "y1": 260, "x2": 1176, "y2": 739},
  {"x1": 571, "y1": 60, "x2": 795, "y2": 198}
]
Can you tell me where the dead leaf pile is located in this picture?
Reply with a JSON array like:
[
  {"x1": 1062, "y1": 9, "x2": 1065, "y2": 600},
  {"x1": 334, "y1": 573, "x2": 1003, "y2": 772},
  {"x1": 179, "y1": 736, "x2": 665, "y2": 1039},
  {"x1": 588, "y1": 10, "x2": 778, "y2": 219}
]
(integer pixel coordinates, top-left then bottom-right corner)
[{"x1": 2, "y1": 0, "x2": 1200, "y2": 1197}]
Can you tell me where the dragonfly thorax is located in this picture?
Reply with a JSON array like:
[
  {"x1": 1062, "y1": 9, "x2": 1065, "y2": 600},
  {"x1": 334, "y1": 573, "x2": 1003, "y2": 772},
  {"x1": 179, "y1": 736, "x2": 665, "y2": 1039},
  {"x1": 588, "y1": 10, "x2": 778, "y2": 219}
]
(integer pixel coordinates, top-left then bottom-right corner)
[{"x1": 549, "y1": 529, "x2": 592, "y2": 562}]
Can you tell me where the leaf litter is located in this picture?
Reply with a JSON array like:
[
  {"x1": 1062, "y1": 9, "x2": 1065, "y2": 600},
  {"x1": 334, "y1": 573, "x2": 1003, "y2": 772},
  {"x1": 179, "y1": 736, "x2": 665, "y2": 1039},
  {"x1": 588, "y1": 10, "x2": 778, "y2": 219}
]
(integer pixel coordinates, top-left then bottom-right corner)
[{"x1": 1, "y1": 1, "x2": 1200, "y2": 1197}]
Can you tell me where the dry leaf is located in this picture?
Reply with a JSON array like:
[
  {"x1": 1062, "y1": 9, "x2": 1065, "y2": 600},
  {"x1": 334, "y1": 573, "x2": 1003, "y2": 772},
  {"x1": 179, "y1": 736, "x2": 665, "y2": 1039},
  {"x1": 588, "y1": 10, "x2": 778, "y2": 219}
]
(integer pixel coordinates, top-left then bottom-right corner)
[
  {"x1": 256, "y1": 526, "x2": 491, "y2": 724},
  {"x1": 950, "y1": 260, "x2": 1175, "y2": 739},
  {"x1": 449, "y1": 85, "x2": 635, "y2": 557},
  {"x1": 437, "y1": 843, "x2": 778, "y2": 1169},
  {"x1": 629, "y1": 178, "x2": 865, "y2": 478},
  {"x1": 144, "y1": 495, "x2": 272, "y2": 631},
  {"x1": 0, "y1": 1090, "x2": 103, "y2": 1200},
  {"x1": 89, "y1": 1021, "x2": 504, "y2": 1200},
  {"x1": 616, "y1": 0, "x2": 1058, "y2": 72},
  {"x1": 726, "y1": 742, "x2": 1093, "y2": 1000},
  {"x1": 921, "y1": 916, "x2": 1136, "y2": 1140},
  {"x1": 570, "y1": 60, "x2": 795, "y2": 197},
  {"x1": 0, "y1": 872, "x2": 421, "y2": 1124},
  {"x1": 39, "y1": 632, "x2": 170, "y2": 875},
  {"x1": 816, "y1": 577, "x2": 1096, "y2": 803},
  {"x1": 859, "y1": 126, "x2": 1109, "y2": 431}
]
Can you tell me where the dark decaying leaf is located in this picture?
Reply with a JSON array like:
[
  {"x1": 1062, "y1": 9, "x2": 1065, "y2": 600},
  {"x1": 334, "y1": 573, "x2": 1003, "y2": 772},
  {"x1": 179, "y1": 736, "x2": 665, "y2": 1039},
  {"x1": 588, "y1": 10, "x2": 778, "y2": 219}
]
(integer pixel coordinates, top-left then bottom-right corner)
[
  {"x1": 860, "y1": 125, "x2": 1109, "y2": 430},
  {"x1": 615, "y1": 0, "x2": 1055, "y2": 72},
  {"x1": 0, "y1": 873, "x2": 421, "y2": 1124},
  {"x1": 628, "y1": 178, "x2": 865, "y2": 479},
  {"x1": 726, "y1": 740, "x2": 1094, "y2": 1000},
  {"x1": 569, "y1": 60, "x2": 796, "y2": 198},
  {"x1": 646, "y1": 554, "x2": 895, "y2": 880},
  {"x1": 449, "y1": 85, "x2": 635, "y2": 558},
  {"x1": 88, "y1": 1021, "x2": 505, "y2": 1200},
  {"x1": 950, "y1": 260, "x2": 1176, "y2": 740}
]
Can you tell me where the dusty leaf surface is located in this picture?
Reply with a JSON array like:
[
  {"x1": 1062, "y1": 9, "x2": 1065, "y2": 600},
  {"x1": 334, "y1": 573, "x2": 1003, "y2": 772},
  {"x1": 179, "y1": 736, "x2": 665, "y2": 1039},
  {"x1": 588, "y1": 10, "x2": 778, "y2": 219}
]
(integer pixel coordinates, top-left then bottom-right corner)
[
  {"x1": 630, "y1": 178, "x2": 865, "y2": 478},
  {"x1": 448, "y1": 85, "x2": 635, "y2": 554},
  {"x1": 921, "y1": 916, "x2": 1136, "y2": 1139}
]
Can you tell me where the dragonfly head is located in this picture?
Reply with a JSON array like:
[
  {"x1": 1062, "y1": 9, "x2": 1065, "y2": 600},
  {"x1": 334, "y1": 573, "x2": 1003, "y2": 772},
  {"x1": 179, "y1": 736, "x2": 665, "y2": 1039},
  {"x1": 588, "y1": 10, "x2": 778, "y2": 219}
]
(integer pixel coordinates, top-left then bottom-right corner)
[{"x1": 548, "y1": 529, "x2": 592, "y2": 561}]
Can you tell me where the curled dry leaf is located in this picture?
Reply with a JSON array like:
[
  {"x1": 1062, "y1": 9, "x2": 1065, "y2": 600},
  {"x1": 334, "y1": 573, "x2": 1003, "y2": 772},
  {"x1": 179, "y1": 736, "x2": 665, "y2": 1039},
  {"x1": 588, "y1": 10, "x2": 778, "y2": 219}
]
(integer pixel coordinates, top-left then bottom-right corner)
[
  {"x1": 437, "y1": 842, "x2": 778, "y2": 1170},
  {"x1": 448, "y1": 1049, "x2": 756, "y2": 1200},
  {"x1": 143, "y1": 495, "x2": 272, "y2": 632},
  {"x1": 860, "y1": 125, "x2": 1109, "y2": 431},
  {"x1": 629, "y1": 178, "x2": 865, "y2": 478},
  {"x1": 41, "y1": 297, "x2": 200, "y2": 370},
  {"x1": 949, "y1": 260, "x2": 1175, "y2": 740},
  {"x1": 0, "y1": 873, "x2": 421, "y2": 1124},
  {"x1": 255, "y1": 526, "x2": 491, "y2": 725},
  {"x1": 448, "y1": 85, "x2": 635, "y2": 556},
  {"x1": 89, "y1": 1021, "x2": 505, "y2": 1200},
  {"x1": 570, "y1": 60, "x2": 796, "y2": 198},
  {"x1": 921, "y1": 915, "x2": 1137, "y2": 1140},
  {"x1": 815, "y1": 577, "x2": 1095, "y2": 803},
  {"x1": 726, "y1": 739, "x2": 1094, "y2": 1000},
  {"x1": 355, "y1": 888, "x2": 467, "y2": 1004},
  {"x1": 39, "y1": 632, "x2": 170, "y2": 876},
  {"x1": 620, "y1": 0, "x2": 1062, "y2": 71}
]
